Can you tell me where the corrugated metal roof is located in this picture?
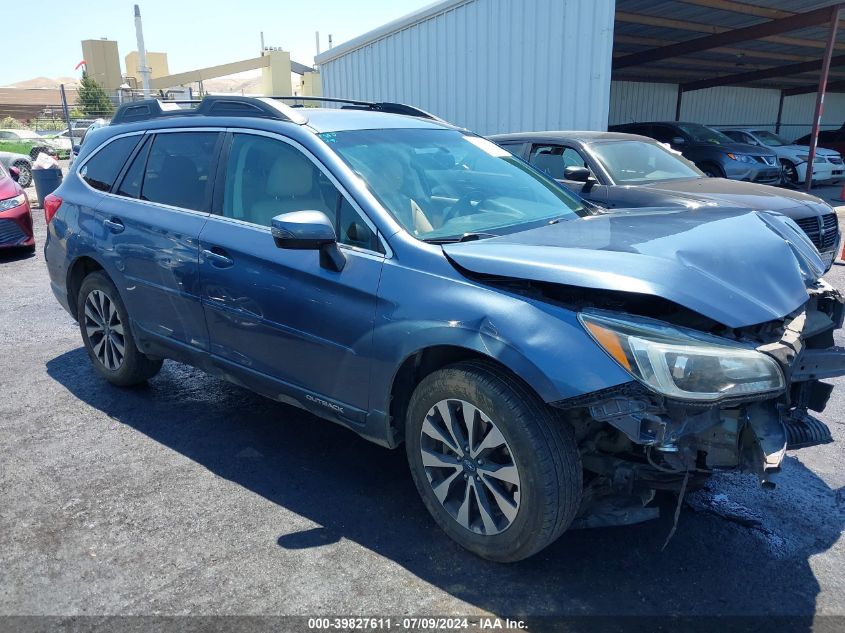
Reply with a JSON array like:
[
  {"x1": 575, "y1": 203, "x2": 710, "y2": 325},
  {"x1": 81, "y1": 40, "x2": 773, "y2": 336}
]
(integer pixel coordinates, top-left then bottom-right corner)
[{"x1": 613, "y1": 0, "x2": 845, "y2": 92}]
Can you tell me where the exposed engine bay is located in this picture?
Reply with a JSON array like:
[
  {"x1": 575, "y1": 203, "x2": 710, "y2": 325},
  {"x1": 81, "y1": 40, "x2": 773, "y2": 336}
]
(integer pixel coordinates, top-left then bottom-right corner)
[{"x1": 553, "y1": 280, "x2": 845, "y2": 528}]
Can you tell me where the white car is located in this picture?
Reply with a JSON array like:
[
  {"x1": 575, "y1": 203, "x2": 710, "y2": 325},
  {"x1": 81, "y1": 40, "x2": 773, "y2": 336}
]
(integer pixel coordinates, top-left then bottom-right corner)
[
  {"x1": 0, "y1": 128, "x2": 67, "y2": 159},
  {"x1": 718, "y1": 127, "x2": 844, "y2": 186}
]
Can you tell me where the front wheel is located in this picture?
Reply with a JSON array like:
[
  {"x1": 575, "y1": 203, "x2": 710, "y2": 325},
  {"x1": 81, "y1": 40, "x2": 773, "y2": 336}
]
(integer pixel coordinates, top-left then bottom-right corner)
[
  {"x1": 77, "y1": 271, "x2": 162, "y2": 386},
  {"x1": 781, "y1": 159, "x2": 799, "y2": 186},
  {"x1": 405, "y1": 361, "x2": 582, "y2": 562},
  {"x1": 699, "y1": 162, "x2": 724, "y2": 178}
]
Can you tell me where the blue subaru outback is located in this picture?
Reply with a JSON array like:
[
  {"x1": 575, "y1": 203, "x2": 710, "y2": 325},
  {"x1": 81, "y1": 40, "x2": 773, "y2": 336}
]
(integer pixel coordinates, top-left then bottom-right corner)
[{"x1": 45, "y1": 96, "x2": 845, "y2": 561}]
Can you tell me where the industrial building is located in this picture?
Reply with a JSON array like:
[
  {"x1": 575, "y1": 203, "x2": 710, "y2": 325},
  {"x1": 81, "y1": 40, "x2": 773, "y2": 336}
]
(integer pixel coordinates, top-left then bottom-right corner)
[{"x1": 315, "y1": 0, "x2": 845, "y2": 139}]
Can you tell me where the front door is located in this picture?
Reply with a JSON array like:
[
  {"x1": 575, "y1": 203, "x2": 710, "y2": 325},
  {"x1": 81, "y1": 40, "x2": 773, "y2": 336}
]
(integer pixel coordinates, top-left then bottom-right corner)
[
  {"x1": 527, "y1": 143, "x2": 608, "y2": 205},
  {"x1": 198, "y1": 131, "x2": 385, "y2": 419}
]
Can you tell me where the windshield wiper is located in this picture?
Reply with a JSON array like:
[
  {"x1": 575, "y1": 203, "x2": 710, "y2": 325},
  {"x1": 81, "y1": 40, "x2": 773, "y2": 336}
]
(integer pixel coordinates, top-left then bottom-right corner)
[{"x1": 423, "y1": 232, "x2": 499, "y2": 244}]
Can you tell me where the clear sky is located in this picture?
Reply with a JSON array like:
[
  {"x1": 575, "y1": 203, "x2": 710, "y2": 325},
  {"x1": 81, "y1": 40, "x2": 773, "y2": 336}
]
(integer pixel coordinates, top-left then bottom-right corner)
[{"x1": 0, "y1": 0, "x2": 434, "y2": 85}]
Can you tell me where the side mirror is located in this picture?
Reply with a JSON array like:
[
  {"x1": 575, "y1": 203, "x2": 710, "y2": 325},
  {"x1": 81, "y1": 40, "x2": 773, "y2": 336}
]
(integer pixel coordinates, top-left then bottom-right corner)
[
  {"x1": 9, "y1": 166, "x2": 20, "y2": 182},
  {"x1": 671, "y1": 136, "x2": 686, "y2": 146},
  {"x1": 564, "y1": 166, "x2": 591, "y2": 182},
  {"x1": 72, "y1": 144, "x2": 81, "y2": 155},
  {"x1": 271, "y1": 210, "x2": 346, "y2": 271}
]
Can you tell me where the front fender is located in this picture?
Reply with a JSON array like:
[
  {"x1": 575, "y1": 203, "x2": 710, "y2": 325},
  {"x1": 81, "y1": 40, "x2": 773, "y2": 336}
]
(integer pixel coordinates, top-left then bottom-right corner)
[{"x1": 369, "y1": 258, "x2": 634, "y2": 418}]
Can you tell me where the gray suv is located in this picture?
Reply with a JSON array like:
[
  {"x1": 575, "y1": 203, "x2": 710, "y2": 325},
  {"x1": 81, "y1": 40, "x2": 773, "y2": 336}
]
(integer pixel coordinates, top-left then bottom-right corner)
[{"x1": 610, "y1": 121, "x2": 781, "y2": 184}]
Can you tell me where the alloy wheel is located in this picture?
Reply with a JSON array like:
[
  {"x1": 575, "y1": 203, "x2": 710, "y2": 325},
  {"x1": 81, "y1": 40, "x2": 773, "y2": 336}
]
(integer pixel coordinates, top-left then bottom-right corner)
[
  {"x1": 419, "y1": 399, "x2": 521, "y2": 535},
  {"x1": 83, "y1": 289, "x2": 126, "y2": 371}
]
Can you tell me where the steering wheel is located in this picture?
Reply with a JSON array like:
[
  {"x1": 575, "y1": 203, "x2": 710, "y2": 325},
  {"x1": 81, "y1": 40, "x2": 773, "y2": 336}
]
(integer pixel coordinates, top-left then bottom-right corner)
[{"x1": 442, "y1": 190, "x2": 489, "y2": 225}]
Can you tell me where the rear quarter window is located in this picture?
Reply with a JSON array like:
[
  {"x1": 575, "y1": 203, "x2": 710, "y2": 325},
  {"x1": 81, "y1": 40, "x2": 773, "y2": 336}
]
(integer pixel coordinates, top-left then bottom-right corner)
[{"x1": 80, "y1": 136, "x2": 141, "y2": 191}]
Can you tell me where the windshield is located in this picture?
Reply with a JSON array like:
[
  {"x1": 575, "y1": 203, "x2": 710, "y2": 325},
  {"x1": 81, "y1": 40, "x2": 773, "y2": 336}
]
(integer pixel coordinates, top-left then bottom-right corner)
[
  {"x1": 752, "y1": 130, "x2": 787, "y2": 146},
  {"x1": 321, "y1": 128, "x2": 585, "y2": 241},
  {"x1": 676, "y1": 123, "x2": 734, "y2": 145},
  {"x1": 590, "y1": 140, "x2": 703, "y2": 184}
]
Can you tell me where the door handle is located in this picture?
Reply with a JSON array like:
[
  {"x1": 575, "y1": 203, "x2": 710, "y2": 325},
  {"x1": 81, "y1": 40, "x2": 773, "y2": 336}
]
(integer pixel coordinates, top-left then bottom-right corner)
[
  {"x1": 202, "y1": 248, "x2": 234, "y2": 268},
  {"x1": 103, "y1": 218, "x2": 125, "y2": 234}
]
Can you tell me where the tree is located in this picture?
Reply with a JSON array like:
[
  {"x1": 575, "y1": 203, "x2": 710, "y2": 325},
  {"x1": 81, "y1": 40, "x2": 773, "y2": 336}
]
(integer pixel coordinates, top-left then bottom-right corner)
[{"x1": 76, "y1": 73, "x2": 114, "y2": 117}]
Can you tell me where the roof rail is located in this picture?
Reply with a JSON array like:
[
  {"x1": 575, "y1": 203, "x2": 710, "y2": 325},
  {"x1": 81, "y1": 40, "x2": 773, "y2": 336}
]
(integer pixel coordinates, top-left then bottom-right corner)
[
  {"x1": 110, "y1": 96, "x2": 309, "y2": 126},
  {"x1": 265, "y1": 96, "x2": 445, "y2": 122}
]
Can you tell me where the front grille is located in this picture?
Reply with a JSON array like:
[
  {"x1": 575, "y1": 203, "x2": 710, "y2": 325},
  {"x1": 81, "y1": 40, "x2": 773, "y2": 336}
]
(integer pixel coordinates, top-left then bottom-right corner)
[
  {"x1": 822, "y1": 213, "x2": 839, "y2": 249},
  {"x1": 0, "y1": 219, "x2": 26, "y2": 245},
  {"x1": 795, "y1": 214, "x2": 840, "y2": 250}
]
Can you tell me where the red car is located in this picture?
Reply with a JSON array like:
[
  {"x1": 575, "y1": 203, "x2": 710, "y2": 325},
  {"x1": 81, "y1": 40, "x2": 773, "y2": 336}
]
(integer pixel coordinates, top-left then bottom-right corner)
[{"x1": 0, "y1": 164, "x2": 34, "y2": 252}]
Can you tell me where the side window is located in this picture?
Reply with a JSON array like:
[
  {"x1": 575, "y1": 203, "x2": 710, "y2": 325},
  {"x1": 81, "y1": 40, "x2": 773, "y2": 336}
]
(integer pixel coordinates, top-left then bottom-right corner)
[
  {"x1": 141, "y1": 132, "x2": 220, "y2": 211},
  {"x1": 222, "y1": 133, "x2": 380, "y2": 251},
  {"x1": 496, "y1": 142, "x2": 525, "y2": 157},
  {"x1": 115, "y1": 137, "x2": 150, "y2": 199},
  {"x1": 528, "y1": 144, "x2": 587, "y2": 179},
  {"x1": 80, "y1": 136, "x2": 141, "y2": 192},
  {"x1": 650, "y1": 125, "x2": 678, "y2": 144}
]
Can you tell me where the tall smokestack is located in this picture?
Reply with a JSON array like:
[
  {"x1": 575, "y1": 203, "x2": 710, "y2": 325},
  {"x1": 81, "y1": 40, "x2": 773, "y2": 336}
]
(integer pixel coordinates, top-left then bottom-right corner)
[
  {"x1": 134, "y1": 4, "x2": 151, "y2": 97},
  {"x1": 315, "y1": 31, "x2": 321, "y2": 56}
]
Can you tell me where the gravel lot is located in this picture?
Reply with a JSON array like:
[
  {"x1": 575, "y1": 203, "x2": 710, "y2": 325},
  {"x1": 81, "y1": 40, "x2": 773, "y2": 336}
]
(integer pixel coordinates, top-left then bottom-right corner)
[{"x1": 1, "y1": 195, "x2": 844, "y2": 627}]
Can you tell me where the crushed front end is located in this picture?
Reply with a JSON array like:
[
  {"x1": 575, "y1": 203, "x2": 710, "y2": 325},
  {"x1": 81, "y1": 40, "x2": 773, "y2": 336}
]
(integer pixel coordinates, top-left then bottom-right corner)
[{"x1": 555, "y1": 281, "x2": 845, "y2": 527}]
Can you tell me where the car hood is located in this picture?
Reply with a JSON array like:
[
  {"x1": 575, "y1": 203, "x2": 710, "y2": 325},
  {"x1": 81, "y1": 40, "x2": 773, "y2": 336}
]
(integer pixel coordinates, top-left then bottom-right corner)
[
  {"x1": 777, "y1": 144, "x2": 839, "y2": 156},
  {"x1": 0, "y1": 175, "x2": 20, "y2": 200},
  {"x1": 695, "y1": 141, "x2": 774, "y2": 157},
  {"x1": 443, "y1": 208, "x2": 824, "y2": 328},
  {"x1": 639, "y1": 177, "x2": 827, "y2": 216}
]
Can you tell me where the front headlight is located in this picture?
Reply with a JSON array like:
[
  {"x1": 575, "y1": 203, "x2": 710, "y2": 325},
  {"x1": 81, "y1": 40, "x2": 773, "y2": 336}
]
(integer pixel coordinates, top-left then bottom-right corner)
[
  {"x1": 0, "y1": 193, "x2": 26, "y2": 212},
  {"x1": 580, "y1": 312, "x2": 785, "y2": 402},
  {"x1": 727, "y1": 153, "x2": 755, "y2": 163}
]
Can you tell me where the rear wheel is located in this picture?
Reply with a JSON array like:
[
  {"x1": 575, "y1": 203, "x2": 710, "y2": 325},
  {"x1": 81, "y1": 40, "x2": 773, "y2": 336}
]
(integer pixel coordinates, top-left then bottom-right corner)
[
  {"x1": 77, "y1": 272, "x2": 162, "y2": 386},
  {"x1": 405, "y1": 361, "x2": 582, "y2": 562}
]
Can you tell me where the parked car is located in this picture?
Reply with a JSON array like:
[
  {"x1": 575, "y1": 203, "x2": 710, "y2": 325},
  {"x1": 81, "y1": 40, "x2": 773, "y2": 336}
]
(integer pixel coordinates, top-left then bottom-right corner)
[
  {"x1": 609, "y1": 121, "x2": 781, "y2": 184},
  {"x1": 0, "y1": 162, "x2": 34, "y2": 252},
  {"x1": 0, "y1": 129, "x2": 65, "y2": 160},
  {"x1": 492, "y1": 131, "x2": 841, "y2": 269},
  {"x1": 794, "y1": 124, "x2": 845, "y2": 155},
  {"x1": 717, "y1": 127, "x2": 844, "y2": 186},
  {"x1": 69, "y1": 119, "x2": 109, "y2": 166},
  {"x1": 0, "y1": 150, "x2": 33, "y2": 188},
  {"x1": 44, "y1": 96, "x2": 845, "y2": 562}
]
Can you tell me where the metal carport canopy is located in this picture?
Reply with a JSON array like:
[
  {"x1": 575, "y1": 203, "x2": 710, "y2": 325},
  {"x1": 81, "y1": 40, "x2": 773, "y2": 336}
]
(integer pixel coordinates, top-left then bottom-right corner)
[{"x1": 612, "y1": 0, "x2": 845, "y2": 191}]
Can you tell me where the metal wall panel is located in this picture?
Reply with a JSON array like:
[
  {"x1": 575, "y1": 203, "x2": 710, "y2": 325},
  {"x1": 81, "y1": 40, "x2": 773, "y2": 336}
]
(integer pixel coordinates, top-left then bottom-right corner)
[
  {"x1": 681, "y1": 86, "x2": 781, "y2": 128},
  {"x1": 316, "y1": 0, "x2": 616, "y2": 135},
  {"x1": 609, "y1": 81, "x2": 676, "y2": 125},
  {"x1": 780, "y1": 93, "x2": 845, "y2": 141}
]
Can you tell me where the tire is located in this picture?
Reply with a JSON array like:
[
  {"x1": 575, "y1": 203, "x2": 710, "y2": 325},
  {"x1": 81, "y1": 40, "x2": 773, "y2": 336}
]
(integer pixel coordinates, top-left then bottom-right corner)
[
  {"x1": 12, "y1": 161, "x2": 32, "y2": 188},
  {"x1": 780, "y1": 159, "x2": 799, "y2": 187},
  {"x1": 405, "y1": 361, "x2": 582, "y2": 562},
  {"x1": 699, "y1": 162, "x2": 724, "y2": 178},
  {"x1": 76, "y1": 271, "x2": 162, "y2": 386}
]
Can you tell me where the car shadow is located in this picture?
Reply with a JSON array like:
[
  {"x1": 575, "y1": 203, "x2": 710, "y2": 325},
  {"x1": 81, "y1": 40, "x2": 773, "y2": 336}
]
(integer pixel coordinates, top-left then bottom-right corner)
[
  {"x1": 0, "y1": 246, "x2": 35, "y2": 263},
  {"x1": 46, "y1": 348, "x2": 844, "y2": 629}
]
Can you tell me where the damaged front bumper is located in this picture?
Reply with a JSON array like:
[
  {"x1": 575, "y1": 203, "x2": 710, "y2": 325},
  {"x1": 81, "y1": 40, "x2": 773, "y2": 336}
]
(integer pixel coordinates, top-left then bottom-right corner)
[{"x1": 559, "y1": 282, "x2": 845, "y2": 494}]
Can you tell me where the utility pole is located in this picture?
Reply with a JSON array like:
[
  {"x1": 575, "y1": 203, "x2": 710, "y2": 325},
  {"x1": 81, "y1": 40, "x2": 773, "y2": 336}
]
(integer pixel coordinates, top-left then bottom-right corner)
[{"x1": 134, "y1": 4, "x2": 152, "y2": 97}]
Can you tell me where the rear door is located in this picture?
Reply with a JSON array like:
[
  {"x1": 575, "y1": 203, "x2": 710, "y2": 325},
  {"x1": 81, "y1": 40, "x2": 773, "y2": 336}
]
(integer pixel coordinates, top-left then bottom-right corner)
[
  {"x1": 96, "y1": 129, "x2": 223, "y2": 352},
  {"x1": 197, "y1": 130, "x2": 385, "y2": 418}
]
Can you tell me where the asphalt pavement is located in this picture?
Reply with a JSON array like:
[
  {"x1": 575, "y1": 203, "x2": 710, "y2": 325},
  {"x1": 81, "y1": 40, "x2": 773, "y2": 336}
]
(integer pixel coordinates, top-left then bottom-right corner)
[{"x1": 1, "y1": 196, "x2": 844, "y2": 630}]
